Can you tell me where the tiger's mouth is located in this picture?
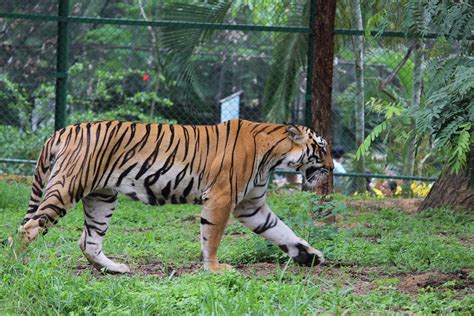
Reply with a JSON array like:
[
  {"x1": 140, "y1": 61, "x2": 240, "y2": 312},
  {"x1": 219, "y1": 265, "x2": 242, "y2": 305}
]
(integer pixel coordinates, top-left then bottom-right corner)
[{"x1": 304, "y1": 167, "x2": 330, "y2": 186}]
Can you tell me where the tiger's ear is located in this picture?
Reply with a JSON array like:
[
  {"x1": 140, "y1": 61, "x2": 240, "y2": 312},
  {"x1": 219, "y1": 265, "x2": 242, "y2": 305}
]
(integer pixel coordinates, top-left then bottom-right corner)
[{"x1": 286, "y1": 124, "x2": 305, "y2": 144}]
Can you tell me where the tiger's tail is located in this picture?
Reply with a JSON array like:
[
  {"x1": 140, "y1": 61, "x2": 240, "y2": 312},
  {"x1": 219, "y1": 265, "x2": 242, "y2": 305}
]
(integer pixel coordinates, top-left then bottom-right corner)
[
  {"x1": 1, "y1": 131, "x2": 61, "y2": 248},
  {"x1": 23, "y1": 131, "x2": 62, "y2": 225}
]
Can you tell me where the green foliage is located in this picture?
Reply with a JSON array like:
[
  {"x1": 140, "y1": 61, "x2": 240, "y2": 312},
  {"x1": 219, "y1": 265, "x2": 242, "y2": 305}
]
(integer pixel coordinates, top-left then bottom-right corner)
[
  {"x1": 1, "y1": 0, "x2": 472, "y2": 183},
  {"x1": 263, "y1": 4, "x2": 308, "y2": 123},
  {"x1": 366, "y1": 48, "x2": 415, "y2": 99},
  {"x1": 0, "y1": 75, "x2": 30, "y2": 129},
  {"x1": 365, "y1": 10, "x2": 392, "y2": 37},
  {"x1": 69, "y1": 65, "x2": 174, "y2": 113},
  {"x1": 0, "y1": 125, "x2": 52, "y2": 175},
  {"x1": 415, "y1": 56, "x2": 473, "y2": 173},
  {"x1": 356, "y1": 98, "x2": 406, "y2": 160},
  {"x1": 263, "y1": 30, "x2": 307, "y2": 122},
  {"x1": 402, "y1": 0, "x2": 473, "y2": 39},
  {"x1": 231, "y1": 0, "x2": 304, "y2": 26},
  {"x1": 355, "y1": 0, "x2": 473, "y2": 175},
  {"x1": 159, "y1": 1, "x2": 232, "y2": 101},
  {"x1": 68, "y1": 106, "x2": 176, "y2": 125}
]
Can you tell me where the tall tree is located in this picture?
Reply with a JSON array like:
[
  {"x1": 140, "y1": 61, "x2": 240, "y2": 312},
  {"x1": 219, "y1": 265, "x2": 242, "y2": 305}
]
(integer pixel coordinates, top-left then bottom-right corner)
[
  {"x1": 311, "y1": 0, "x2": 337, "y2": 194},
  {"x1": 402, "y1": 41, "x2": 424, "y2": 176},
  {"x1": 351, "y1": 0, "x2": 365, "y2": 192}
]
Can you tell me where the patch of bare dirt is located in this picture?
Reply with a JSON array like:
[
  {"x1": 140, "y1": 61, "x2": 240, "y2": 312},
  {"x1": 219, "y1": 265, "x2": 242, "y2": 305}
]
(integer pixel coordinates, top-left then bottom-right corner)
[
  {"x1": 73, "y1": 259, "x2": 473, "y2": 296},
  {"x1": 123, "y1": 228, "x2": 153, "y2": 234},
  {"x1": 335, "y1": 222, "x2": 361, "y2": 229},
  {"x1": 395, "y1": 269, "x2": 474, "y2": 295},
  {"x1": 361, "y1": 234, "x2": 382, "y2": 242},
  {"x1": 459, "y1": 236, "x2": 474, "y2": 248},
  {"x1": 345, "y1": 198, "x2": 423, "y2": 214},
  {"x1": 134, "y1": 260, "x2": 201, "y2": 277},
  {"x1": 0, "y1": 175, "x2": 32, "y2": 183}
]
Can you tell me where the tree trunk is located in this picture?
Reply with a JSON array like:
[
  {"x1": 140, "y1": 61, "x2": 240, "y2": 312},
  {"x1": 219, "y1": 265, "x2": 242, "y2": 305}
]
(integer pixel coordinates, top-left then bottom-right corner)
[
  {"x1": 311, "y1": 0, "x2": 337, "y2": 195},
  {"x1": 419, "y1": 149, "x2": 474, "y2": 212},
  {"x1": 403, "y1": 42, "x2": 424, "y2": 177},
  {"x1": 352, "y1": 0, "x2": 365, "y2": 193},
  {"x1": 138, "y1": 0, "x2": 161, "y2": 119}
]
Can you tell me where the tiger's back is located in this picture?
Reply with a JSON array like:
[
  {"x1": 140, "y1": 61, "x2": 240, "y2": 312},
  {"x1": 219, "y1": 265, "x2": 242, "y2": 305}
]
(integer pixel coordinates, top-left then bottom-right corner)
[{"x1": 41, "y1": 120, "x2": 273, "y2": 206}]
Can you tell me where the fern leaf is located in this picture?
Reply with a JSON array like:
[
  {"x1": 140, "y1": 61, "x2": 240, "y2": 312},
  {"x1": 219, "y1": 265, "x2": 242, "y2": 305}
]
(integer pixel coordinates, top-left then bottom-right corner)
[{"x1": 356, "y1": 121, "x2": 388, "y2": 160}]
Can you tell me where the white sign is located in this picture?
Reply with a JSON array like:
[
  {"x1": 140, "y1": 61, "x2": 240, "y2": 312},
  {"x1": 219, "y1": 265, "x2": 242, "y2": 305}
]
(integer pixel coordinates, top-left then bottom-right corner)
[{"x1": 220, "y1": 91, "x2": 243, "y2": 122}]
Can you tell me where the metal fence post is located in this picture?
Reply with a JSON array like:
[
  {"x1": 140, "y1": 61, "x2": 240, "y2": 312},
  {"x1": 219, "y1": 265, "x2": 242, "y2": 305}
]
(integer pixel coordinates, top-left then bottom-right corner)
[
  {"x1": 304, "y1": 0, "x2": 316, "y2": 127},
  {"x1": 55, "y1": 0, "x2": 70, "y2": 130}
]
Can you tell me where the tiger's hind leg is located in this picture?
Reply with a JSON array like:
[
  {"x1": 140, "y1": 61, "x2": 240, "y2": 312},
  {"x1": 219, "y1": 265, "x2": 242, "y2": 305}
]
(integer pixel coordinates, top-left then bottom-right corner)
[{"x1": 79, "y1": 189, "x2": 130, "y2": 274}]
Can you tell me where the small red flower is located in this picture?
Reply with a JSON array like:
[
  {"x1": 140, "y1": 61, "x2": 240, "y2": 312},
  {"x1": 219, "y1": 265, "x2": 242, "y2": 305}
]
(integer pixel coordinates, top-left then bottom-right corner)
[{"x1": 143, "y1": 73, "x2": 150, "y2": 81}]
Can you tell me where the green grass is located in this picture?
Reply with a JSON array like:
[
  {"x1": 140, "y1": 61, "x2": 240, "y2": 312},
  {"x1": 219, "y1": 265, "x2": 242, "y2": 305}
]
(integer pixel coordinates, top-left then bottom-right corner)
[{"x1": 1, "y1": 181, "x2": 473, "y2": 314}]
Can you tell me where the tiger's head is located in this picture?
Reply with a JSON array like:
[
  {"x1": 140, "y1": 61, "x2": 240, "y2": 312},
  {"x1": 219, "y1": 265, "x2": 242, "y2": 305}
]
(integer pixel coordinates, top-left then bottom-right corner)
[{"x1": 284, "y1": 124, "x2": 333, "y2": 188}]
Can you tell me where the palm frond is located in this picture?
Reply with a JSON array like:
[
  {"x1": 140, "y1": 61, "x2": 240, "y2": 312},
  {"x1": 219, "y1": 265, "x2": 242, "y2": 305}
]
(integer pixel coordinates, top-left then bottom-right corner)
[
  {"x1": 263, "y1": 4, "x2": 308, "y2": 123},
  {"x1": 159, "y1": 1, "x2": 232, "y2": 100}
]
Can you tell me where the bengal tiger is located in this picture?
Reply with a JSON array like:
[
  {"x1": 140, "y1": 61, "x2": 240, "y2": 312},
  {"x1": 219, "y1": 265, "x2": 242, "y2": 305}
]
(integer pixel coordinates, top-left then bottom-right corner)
[{"x1": 8, "y1": 119, "x2": 333, "y2": 273}]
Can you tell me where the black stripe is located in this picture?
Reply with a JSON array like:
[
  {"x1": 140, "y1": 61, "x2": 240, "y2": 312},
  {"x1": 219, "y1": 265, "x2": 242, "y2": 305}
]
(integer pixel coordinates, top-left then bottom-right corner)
[
  {"x1": 161, "y1": 181, "x2": 171, "y2": 199},
  {"x1": 251, "y1": 191, "x2": 267, "y2": 200},
  {"x1": 116, "y1": 163, "x2": 137, "y2": 187},
  {"x1": 126, "y1": 192, "x2": 139, "y2": 201},
  {"x1": 170, "y1": 195, "x2": 178, "y2": 204},
  {"x1": 200, "y1": 217, "x2": 215, "y2": 225},
  {"x1": 253, "y1": 213, "x2": 278, "y2": 234},
  {"x1": 182, "y1": 178, "x2": 194, "y2": 198},
  {"x1": 174, "y1": 165, "x2": 189, "y2": 189},
  {"x1": 237, "y1": 206, "x2": 262, "y2": 218},
  {"x1": 85, "y1": 223, "x2": 108, "y2": 236},
  {"x1": 43, "y1": 204, "x2": 67, "y2": 217}
]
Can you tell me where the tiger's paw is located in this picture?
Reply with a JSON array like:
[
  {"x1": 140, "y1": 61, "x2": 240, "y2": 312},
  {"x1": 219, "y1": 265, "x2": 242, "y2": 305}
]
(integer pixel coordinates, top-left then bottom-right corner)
[
  {"x1": 98, "y1": 263, "x2": 131, "y2": 274},
  {"x1": 291, "y1": 243, "x2": 325, "y2": 267},
  {"x1": 206, "y1": 262, "x2": 234, "y2": 274}
]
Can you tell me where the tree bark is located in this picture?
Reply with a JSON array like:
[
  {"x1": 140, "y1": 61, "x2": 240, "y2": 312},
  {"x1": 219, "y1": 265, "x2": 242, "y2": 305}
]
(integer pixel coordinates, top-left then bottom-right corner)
[
  {"x1": 419, "y1": 149, "x2": 474, "y2": 212},
  {"x1": 352, "y1": 0, "x2": 366, "y2": 193},
  {"x1": 311, "y1": 0, "x2": 337, "y2": 195}
]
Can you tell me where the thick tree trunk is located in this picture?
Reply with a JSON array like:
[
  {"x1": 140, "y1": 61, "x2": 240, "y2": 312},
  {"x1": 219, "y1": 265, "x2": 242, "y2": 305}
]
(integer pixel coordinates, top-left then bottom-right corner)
[
  {"x1": 352, "y1": 0, "x2": 366, "y2": 193},
  {"x1": 311, "y1": 0, "x2": 337, "y2": 195},
  {"x1": 419, "y1": 150, "x2": 474, "y2": 212}
]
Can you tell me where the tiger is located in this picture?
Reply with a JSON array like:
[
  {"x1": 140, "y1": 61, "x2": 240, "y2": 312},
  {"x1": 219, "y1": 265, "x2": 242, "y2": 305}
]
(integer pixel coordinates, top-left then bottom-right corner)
[{"x1": 8, "y1": 119, "x2": 333, "y2": 273}]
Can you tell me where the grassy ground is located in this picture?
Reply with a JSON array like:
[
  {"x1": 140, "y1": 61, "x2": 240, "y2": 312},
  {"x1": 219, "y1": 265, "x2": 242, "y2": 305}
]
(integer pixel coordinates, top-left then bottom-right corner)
[{"x1": 0, "y1": 179, "x2": 473, "y2": 314}]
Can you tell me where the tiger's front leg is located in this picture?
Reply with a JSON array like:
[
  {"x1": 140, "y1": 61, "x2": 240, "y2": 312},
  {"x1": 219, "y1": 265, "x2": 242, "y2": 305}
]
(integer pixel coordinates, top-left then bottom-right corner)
[
  {"x1": 235, "y1": 202, "x2": 325, "y2": 266},
  {"x1": 200, "y1": 199, "x2": 233, "y2": 273}
]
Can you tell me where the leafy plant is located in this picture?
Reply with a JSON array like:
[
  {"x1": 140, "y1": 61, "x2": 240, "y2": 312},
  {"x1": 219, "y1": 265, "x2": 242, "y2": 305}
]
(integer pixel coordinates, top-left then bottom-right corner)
[
  {"x1": 0, "y1": 125, "x2": 52, "y2": 175},
  {"x1": 262, "y1": 3, "x2": 308, "y2": 123},
  {"x1": 0, "y1": 75, "x2": 30, "y2": 129},
  {"x1": 415, "y1": 56, "x2": 473, "y2": 173},
  {"x1": 355, "y1": 97, "x2": 407, "y2": 160}
]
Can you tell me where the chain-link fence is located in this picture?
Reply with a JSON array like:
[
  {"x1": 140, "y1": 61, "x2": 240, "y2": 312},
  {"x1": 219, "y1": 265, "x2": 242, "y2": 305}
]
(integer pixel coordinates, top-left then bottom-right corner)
[{"x1": 0, "y1": 0, "x2": 448, "y2": 195}]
